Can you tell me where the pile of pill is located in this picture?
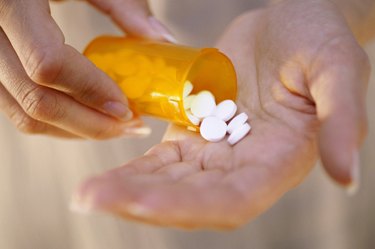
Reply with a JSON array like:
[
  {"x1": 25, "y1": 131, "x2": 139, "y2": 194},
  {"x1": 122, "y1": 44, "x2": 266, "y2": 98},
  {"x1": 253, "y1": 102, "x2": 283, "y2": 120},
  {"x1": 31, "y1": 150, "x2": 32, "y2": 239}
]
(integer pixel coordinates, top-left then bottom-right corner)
[
  {"x1": 183, "y1": 81, "x2": 251, "y2": 145},
  {"x1": 88, "y1": 51, "x2": 177, "y2": 100},
  {"x1": 88, "y1": 51, "x2": 250, "y2": 145}
]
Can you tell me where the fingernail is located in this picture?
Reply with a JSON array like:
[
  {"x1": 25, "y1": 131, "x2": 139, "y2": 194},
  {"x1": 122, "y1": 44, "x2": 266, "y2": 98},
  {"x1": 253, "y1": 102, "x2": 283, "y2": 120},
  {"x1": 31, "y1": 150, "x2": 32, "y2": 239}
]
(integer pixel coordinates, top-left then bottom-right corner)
[
  {"x1": 123, "y1": 126, "x2": 152, "y2": 137},
  {"x1": 126, "y1": 203, "x2": 152, "y2": 217},
  {"x1": 148, "y1": 16, "x2": 178, "y2": 43},
  {"x1": 162, "y1": 33, "x2": 178, "y2": 44},
  {"x1": 69, "y1": 194, "x2": 94, "y2": 215},
  {"x1": 103, "y1": 101, "x2": 133, "y2": 121},
  {"x1": 346, "y1": 150, "x2": 360, "y2": 196}
]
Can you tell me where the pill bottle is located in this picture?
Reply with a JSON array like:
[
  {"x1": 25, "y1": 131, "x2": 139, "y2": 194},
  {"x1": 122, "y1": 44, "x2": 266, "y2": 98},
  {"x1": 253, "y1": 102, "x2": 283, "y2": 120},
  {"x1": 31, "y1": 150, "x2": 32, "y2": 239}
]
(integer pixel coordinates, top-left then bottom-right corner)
[{"x1": 84, "y1": 36, "x2": 237, "y2": 128}]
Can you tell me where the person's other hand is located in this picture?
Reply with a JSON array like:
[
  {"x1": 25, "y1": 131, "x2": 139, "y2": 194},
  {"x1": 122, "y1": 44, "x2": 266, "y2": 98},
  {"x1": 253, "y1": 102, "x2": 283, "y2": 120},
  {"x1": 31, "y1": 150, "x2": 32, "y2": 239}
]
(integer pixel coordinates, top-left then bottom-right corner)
[
  {"x1": 72, "y1": 0, "x2": 370, "y2": 228},
  {"x1": 0, "y1": 0, "x2": 175, "y2": 139}
]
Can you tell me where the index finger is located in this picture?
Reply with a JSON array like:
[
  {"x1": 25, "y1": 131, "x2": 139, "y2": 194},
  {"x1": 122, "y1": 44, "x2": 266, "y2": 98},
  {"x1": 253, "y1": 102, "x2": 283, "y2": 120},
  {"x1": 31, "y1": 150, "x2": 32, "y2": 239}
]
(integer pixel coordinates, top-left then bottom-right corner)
[{"x1": 0, "y1": 0, "x2": 132, "y2": 120}]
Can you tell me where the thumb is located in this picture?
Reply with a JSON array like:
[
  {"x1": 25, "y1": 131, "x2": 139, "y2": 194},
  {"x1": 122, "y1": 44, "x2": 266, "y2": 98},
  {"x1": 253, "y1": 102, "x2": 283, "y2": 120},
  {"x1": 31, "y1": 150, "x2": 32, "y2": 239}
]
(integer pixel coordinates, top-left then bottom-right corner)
[
  {"x1": 87, "y1": 0, "x2": 177, "y2": 43},
  {"x1": 309, "y1": 37, "x2": 370, "y2": 194}
]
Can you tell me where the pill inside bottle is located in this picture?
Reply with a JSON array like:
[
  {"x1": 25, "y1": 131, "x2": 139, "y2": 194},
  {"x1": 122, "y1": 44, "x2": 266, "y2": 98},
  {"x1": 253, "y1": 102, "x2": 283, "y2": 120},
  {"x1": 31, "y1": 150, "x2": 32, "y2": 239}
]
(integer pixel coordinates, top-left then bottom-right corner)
[{"x1": 84, "y1": 36, "x2": 237, "y2": 129}]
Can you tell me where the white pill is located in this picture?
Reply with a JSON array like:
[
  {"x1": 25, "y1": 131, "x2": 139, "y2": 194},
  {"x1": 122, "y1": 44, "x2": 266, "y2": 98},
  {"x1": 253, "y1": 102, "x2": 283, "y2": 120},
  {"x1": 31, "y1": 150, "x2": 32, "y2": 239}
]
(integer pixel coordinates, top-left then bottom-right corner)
[
  {"x1": 183, "y1": 80, "x2": 194, "y2": 97},
  {"x1": 227, "y1": 112, "x2": 248, "y2": 134},
  {"x1": 190, "y1": 91, "x2": 216, "y2": 118},
  {"x1": 214, "y1": 100, "x2": 237, "y2": 122},
  {"x1": 187, "y1": 126, "x2": 197, "y2": 132},
  {"x1": 186, "y1": 110, "x2": 201, "y2": 125},
  {"x1": 200, "y1": 116, "x2": 227, "y2": 142},
  {"x1": 183, "y1": 94, "x2": 196, "y2": 110},
  {"x1": 227, "y1": 123, "x2": 251, "y2": 145}
]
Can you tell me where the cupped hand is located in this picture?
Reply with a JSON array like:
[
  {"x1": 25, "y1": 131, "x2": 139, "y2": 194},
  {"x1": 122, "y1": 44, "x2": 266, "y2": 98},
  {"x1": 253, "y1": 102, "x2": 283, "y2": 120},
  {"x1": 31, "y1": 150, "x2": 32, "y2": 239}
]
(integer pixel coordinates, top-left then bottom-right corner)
[
  {"x1": 72, "y1": 0, "x2": 370, "y2": 228},
  {"x1": 0, "y1": 0, "x2": 174, "y2": 139}
]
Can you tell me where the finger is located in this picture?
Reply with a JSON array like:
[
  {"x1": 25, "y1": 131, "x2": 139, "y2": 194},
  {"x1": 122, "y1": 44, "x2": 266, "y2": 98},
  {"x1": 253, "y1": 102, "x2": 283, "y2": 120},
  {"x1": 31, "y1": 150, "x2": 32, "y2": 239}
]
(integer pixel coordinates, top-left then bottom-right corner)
[
  {"x1": 96, "y1": 141, "x2": 191, "y2": 179},
  {"x1": 0, "y1": 83, "x2": 80, "y2": 138},
  {"x1": 87, "y1": 0, "x2": 177, "y2": 43},
  {"x1": 0, "y1": 1, "x2": 132, "y2": 120},
  {"x1": 0, "y1": 30, "x2": 145, "y2": 139},
  {"x1": 71, "y1": 163, "x2": 283, "y2": 229},
  {"x1": 75, "y1": 175, "x2": 246, "y2": 229},
  {"x1": 308, "y1": 37, "x2": 370, "y2": 190}
]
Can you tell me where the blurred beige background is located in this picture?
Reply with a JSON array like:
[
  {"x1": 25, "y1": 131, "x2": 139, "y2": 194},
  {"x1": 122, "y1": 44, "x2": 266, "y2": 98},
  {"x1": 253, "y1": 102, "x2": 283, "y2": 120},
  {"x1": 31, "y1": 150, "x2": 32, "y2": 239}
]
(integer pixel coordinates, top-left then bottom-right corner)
[{"x1": 0, "y1": 1, "x2": 374, "y2": 249}]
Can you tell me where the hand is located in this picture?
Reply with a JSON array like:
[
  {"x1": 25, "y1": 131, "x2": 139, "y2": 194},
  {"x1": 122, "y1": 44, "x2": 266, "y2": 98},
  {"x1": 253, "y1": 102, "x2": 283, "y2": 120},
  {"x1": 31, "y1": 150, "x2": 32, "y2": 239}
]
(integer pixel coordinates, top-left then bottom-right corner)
[
  {"x1": 0, "y1": 0, "x2": 175, "y2": 139},
  {"x1": 72, "y1": 0, "x2": 370, "y2": 228}
]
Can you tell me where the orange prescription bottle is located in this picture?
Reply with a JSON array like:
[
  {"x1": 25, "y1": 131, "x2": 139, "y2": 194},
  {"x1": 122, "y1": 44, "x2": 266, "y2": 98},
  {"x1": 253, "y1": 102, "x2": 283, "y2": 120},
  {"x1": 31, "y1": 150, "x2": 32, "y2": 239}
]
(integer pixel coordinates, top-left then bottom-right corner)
[{"x1": 84, "y1": 36, "x2": 237, "y2": 128}]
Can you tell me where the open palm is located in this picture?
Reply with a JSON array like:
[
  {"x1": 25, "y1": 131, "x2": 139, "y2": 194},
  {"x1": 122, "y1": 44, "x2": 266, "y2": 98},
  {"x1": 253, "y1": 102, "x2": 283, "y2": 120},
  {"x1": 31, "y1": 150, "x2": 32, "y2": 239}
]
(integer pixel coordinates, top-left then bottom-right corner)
[{"x1": 73, "y1": 1, "x2": 369, "y2": 229}]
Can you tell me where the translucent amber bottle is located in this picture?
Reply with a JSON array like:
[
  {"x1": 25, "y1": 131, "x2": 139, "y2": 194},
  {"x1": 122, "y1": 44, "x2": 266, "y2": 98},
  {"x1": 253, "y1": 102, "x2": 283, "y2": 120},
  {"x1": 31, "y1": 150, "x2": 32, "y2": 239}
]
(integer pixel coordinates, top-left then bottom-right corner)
[{"x1": 84, "y1": 36, "x2": 237, "y2": 128}]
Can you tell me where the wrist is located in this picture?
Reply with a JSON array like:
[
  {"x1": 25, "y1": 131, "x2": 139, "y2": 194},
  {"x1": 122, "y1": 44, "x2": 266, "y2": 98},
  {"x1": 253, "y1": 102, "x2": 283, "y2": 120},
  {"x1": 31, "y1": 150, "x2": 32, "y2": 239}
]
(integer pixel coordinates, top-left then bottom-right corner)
[
  {"x1": 328, "y1": 0, "x2": 375, "y2": 44},
  {"x1": 268, "y1": 0, "x2": 375, "y2": 44}
]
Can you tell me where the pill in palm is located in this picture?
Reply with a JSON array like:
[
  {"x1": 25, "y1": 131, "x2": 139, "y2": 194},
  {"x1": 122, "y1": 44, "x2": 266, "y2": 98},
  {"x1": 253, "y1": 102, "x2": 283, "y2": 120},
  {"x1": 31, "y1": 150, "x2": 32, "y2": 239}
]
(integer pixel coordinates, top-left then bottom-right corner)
[
  {"x1": 190, "y1": 91, "x2": 216, "y2": 118},
  {"x1": 214, "y1": 100, "x2": 237, "y2": 122},
  {"x1": 183, "y1": 80, "x2": 194, "y2": 97},
  {"x1": 227, "y1": 112, "x2": 248, "y2": 134},
  {"x1": 183, "y1": 86, "x2": 251, "y2": 145},
  {"x1": 200, "y1": 116, "x2": 227, "y2": 142},
  {"x1": 227, "y1": 123, "x2": 251, "y2": 145}
]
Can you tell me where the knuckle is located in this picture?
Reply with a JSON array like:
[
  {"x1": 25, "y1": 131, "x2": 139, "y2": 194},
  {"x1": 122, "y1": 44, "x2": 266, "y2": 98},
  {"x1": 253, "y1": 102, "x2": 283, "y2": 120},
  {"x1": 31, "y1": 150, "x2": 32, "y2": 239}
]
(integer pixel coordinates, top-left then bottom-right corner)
[
  {"x1": 77, "y1": 81, "x2": 102, "y2": 104},
  {"x1": 91, "y1": 122, "x2": 121, "y2": 140},
  {"x1": 311, "y1": 35, "x2": 372, "y2": 79},
  {"x1": 356, "y1": 48, "x2": 371, "y2": 72},
  {"x1": 20, "y1": 86, "x2": 65, "y2": 122},
  {"x1": 0, "y1": 0, "x2": 11, "y2": 21},
  {"x1": 315, "y1": 35, "x2": 357, "y2": 64},
  {"x1": 12, "y1": 112, "x2": 45, "y2": 134},
  {"x1": 25, "y1": 45, "x2": 63, "y2": 84}
]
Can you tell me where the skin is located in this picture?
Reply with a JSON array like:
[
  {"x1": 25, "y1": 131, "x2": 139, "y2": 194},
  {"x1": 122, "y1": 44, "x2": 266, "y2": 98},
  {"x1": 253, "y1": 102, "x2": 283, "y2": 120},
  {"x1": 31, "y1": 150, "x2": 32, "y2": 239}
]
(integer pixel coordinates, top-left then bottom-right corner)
[
  {"x1": 0, "y1": 0, "x2": 174, "y2": 139},
  {"x1": 72, "y1": 0, "x2": 374, "y2": 229},
  {"x1": 1, "y1": 0, "x2": 373, "y2": 229}
]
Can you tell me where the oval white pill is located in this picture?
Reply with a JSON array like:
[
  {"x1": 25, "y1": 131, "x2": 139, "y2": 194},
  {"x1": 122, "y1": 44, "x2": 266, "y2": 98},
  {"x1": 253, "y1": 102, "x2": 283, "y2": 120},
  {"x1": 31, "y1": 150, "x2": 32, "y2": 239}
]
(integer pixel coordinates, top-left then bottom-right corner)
[
  {"x1": 183, "y1": 94, "x2": 196, "y2": 110},
  {"x1": 190, "y1": 91, "x2": 216, "y2": 118},
  {"x1": 186, "y1": 110, "x2": 201, "y2": 125},
  {"x1": 183, "y1": 80, "x2": 194, "y2": 97},
  {"x1": 200, "y1": 116, "x2": 227, "y2": 142},
  {"x1": 214, "y1": 100, "x2": 237, "y2": 122},
  {"x1": 227, "y1": 123, "x2": 251, "y2": 145},
  {"x1": 227, "y1": 112, "x2": 248, "y2": 134}
]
